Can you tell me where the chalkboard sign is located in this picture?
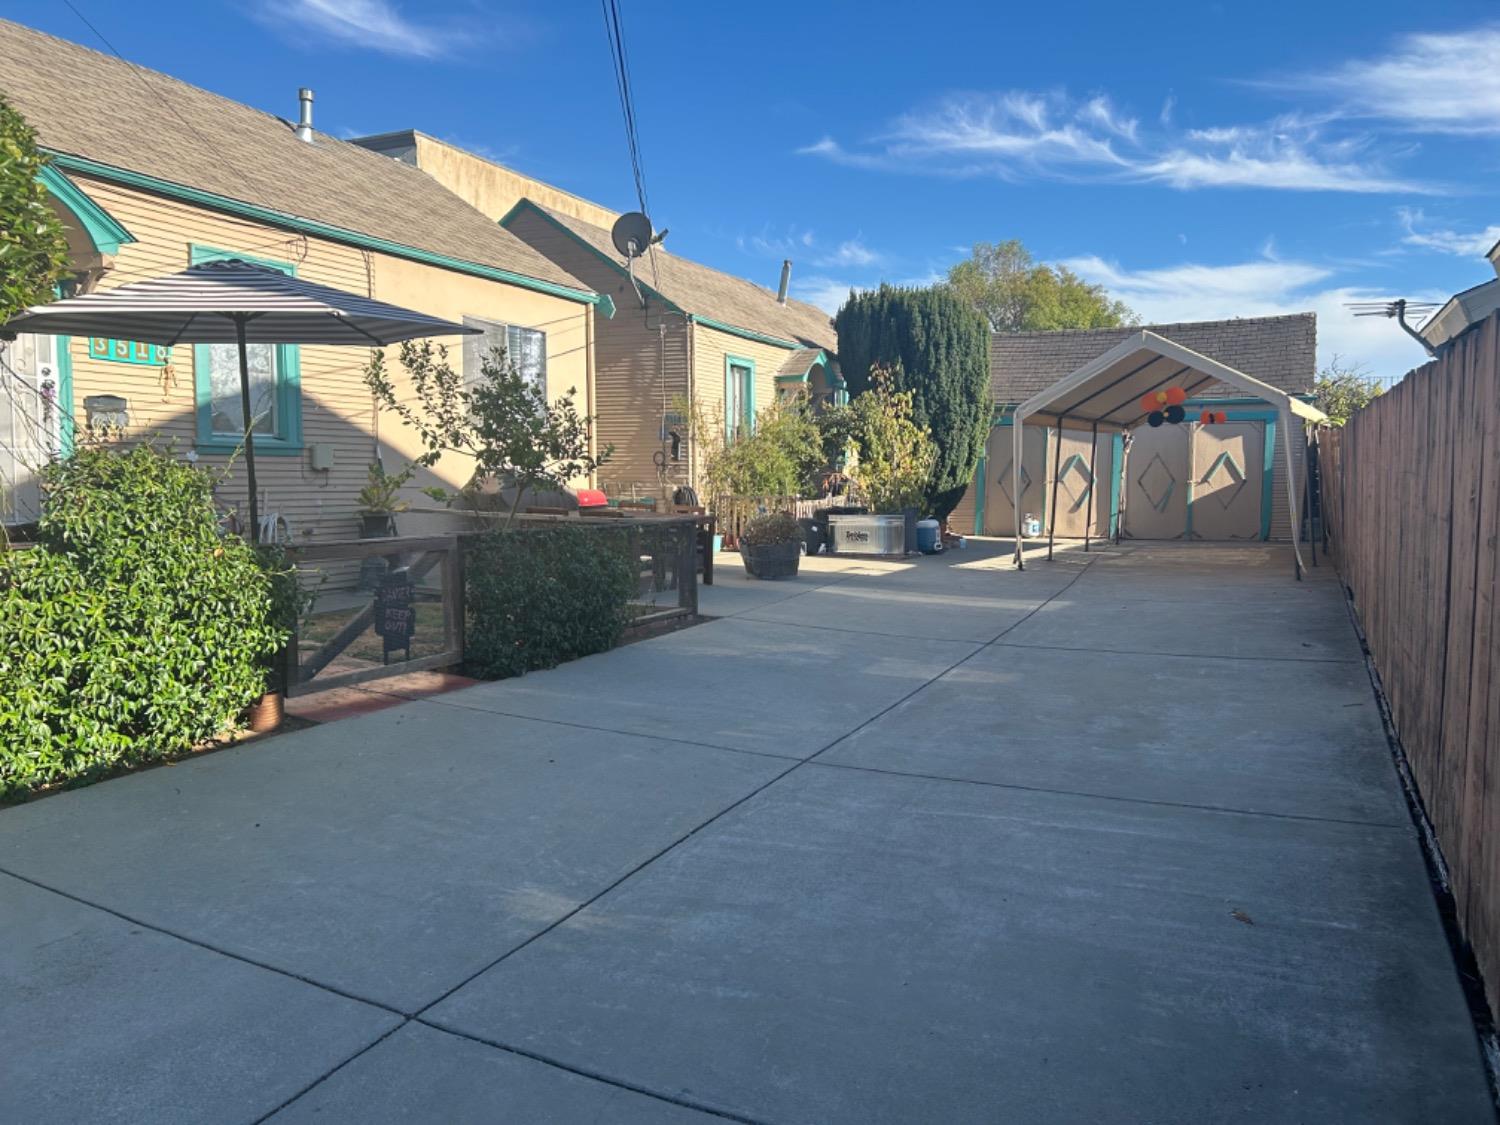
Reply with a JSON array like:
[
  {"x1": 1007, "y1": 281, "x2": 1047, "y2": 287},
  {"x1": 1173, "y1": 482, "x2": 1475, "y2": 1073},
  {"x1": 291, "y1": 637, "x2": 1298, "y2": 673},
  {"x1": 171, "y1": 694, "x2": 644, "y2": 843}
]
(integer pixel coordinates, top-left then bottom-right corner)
[{"x1": 373, "y1": 569, "x2": 416, "y2": 664}]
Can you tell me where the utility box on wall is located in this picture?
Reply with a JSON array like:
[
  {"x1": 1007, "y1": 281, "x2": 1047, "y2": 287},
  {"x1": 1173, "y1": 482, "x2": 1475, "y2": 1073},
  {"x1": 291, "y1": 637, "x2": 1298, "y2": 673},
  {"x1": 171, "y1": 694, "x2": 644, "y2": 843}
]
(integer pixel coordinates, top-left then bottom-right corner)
[{"x1": 308, "y1": 443, "x2": 334, "y2": 471}]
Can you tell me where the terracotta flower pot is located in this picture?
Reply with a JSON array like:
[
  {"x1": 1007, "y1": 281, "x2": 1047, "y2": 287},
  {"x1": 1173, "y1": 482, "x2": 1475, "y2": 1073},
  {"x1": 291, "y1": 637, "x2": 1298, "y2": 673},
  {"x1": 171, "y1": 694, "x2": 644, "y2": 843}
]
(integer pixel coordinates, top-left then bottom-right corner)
[{"x1": 248, "y1": 690, "x2": 284, "y2": 733}]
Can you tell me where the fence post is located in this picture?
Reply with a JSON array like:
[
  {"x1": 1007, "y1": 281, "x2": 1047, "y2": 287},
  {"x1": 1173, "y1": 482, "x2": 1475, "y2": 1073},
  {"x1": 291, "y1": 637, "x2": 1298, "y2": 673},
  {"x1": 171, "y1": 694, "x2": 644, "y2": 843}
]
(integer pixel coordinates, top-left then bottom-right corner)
[{"x1": 678, "y1": 519, "x2": 699, "y2": 615}]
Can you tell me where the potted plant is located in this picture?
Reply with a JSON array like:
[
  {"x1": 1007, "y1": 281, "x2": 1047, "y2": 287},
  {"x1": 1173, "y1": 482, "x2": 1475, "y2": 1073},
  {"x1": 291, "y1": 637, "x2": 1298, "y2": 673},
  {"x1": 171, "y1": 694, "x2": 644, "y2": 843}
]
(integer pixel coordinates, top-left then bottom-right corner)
[
  {"x1": 740, "y1": 511, "x2": 803, "y2": 579},
  {"x1": 250, "y1": 544, "x2": 315, "y2": 733},
  {"x1": 357, "y1": 460, "x2": 415, "y2": 538}
]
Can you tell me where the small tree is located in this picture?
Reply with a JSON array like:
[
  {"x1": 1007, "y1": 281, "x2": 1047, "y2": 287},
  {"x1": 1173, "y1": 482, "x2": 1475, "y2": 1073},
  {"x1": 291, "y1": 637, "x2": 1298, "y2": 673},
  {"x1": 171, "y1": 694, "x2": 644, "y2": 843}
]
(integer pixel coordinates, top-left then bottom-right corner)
[
  {"x1": 1314, "y1": 355, "x2": 1383, "y2": 426},
  {"x1": 364, "y1": 340, "x2": 609, "y2": 524},
  {"x1": 835, "y1": 366, "x2": 937, "y2": 514},
  {"x1": 683, "y1": 394, "x2": 824, "y2": 499},
  {"x1": 835, "y1": 284, "x2": 989, "y2": 522},
  {"x1": 0, "y1": 95, "x2": 70, "y2": 324}
]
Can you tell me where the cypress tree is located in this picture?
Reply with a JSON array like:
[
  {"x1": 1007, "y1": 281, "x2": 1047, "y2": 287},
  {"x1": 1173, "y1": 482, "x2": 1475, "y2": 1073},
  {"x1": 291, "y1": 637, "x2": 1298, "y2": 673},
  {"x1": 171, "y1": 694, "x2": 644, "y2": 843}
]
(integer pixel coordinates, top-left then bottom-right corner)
[{"x1": 835, "y1": 284, "x2": 990, "y2": 522}]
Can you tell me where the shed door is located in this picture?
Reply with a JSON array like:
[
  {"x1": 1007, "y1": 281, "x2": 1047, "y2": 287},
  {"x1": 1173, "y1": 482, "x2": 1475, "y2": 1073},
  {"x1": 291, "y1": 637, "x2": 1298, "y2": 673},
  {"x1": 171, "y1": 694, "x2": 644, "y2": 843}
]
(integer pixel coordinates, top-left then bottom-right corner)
[
  {"x1": 1190, "y1": 421, "x2": 1264, "y2": 540},
  {"x1": 1048, "y1": 428, "x2": 1113, "y2": 538},
  {"x1": 1123, "y1": 422, "x2": 1188, "y2": 540},
  {"x1": 984, "y1": 424, "x2": 1047, "y2": 537},
  {"x1": 0, "y1": 334, "x2": 61, "y2": 525}
]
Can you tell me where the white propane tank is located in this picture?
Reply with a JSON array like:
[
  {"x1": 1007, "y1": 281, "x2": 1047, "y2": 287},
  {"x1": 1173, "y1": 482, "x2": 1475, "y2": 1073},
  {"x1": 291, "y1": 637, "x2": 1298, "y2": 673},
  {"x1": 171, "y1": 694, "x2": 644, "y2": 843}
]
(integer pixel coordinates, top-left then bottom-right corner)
[{"x1": 1022, "y1": 513, "x2": 1041, "y2": 538}]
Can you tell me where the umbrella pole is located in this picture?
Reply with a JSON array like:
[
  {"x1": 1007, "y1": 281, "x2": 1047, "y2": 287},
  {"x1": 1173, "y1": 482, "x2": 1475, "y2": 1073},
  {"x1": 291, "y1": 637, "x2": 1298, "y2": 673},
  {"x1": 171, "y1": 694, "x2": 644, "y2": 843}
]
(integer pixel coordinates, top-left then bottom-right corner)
[{"x1": 235, "y1": 314, "x2": 261, "y2": 544}]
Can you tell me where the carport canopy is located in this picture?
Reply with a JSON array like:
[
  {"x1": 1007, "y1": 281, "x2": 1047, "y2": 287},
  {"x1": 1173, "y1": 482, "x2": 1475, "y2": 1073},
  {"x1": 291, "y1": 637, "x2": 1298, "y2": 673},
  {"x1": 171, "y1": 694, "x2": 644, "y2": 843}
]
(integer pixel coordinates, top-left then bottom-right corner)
[{"x1": 1010, "y1": 330, "x2": 1328, "y2": 575}]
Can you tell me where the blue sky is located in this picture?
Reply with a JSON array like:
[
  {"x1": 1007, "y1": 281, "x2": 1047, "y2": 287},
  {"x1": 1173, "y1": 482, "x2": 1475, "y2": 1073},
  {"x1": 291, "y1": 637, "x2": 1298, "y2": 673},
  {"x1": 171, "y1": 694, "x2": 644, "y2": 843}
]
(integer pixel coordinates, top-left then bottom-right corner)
[{"x1": 9, "y1": 0, "x2": 1500, "y2": 379}]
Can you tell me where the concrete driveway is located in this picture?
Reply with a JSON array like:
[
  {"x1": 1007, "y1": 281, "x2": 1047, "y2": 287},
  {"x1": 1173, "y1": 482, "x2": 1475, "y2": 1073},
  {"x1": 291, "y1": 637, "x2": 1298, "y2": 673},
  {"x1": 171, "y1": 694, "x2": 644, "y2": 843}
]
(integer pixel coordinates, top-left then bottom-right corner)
[{"x1": 2, "y1": 541, "x2": 1492, "y2": 1123}]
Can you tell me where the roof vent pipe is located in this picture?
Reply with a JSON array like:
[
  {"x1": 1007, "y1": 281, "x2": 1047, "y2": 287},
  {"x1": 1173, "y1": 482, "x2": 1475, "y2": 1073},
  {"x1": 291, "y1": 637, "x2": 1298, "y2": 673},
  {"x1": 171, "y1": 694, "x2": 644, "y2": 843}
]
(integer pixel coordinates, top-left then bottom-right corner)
[
  {"x1": 777, "y1": 259, "x2": 791, "y2": 305},
  {"x1": 295, "y1": 88, "x2": 314, "y2": 142}
]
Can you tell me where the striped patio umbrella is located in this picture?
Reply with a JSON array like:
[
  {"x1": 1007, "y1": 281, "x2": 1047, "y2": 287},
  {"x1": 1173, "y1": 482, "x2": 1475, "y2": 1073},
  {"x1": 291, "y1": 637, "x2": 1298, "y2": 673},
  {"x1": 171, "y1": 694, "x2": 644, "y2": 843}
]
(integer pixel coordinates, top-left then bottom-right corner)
[{"x1": 3, "y1": 259, "x2": 480, "y2": 540}]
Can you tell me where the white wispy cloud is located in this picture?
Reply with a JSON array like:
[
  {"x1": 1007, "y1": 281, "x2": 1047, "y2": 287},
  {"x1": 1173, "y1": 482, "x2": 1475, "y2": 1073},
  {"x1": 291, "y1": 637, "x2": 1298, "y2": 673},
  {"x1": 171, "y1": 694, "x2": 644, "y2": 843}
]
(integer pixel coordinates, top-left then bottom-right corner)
[
  {"x1": 736, "y1": 225, "x2": 817, "y2": 258},
  {"x1": 815, "y1": 239, "x2": 883, "y2": 268},
  {"x1": 802, "y1": 91, "x2": 1434, "y2": 194},
  {"x1": 1062, "y1": 253, "x2": 1443, "y2": 379},
  {"x1": 255, "y1": 0, "x2": 463, "y2": 59},
  {"x1": 1274, "y1": 26, "x2": 1500, "y2": 135},
  {"x1": 1397, "y1": 208, "x2": 1500, "y2": 257}
]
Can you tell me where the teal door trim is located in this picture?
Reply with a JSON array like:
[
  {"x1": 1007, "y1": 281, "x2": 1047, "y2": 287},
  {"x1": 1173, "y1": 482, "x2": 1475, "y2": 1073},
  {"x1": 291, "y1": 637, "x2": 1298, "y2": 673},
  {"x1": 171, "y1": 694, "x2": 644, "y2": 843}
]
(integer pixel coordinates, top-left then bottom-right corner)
[
  {"x1": 973, "y1": 454, "x2": 986, "y2": 535},
  {"x1": 56, "y1": 336, "x2": 75, "y2": 456}
]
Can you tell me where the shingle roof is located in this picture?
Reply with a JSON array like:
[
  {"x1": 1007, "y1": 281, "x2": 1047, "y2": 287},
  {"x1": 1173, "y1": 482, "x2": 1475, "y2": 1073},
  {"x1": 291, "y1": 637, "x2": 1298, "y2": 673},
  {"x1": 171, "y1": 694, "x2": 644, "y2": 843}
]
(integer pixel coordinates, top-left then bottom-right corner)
[
  {"x1": 991, "y1": 313, "x2": 1316, "y2": 403},
  {"x1": 777, "y1": 347, "x2": 828, "y2": 376},
  {"x1": 515, "y1": 202, "x2": 836, "y2": 350},
  {"x1": 0, "y1": 19, "x2": 593, "y2": 297}
]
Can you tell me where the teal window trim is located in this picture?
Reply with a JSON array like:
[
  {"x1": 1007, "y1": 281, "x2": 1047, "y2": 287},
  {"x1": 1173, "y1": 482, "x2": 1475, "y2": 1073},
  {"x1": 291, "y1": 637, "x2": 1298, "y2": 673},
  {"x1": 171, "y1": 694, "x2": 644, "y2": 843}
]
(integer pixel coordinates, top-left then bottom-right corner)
[
  {"x1": 56, "y1": 335, "x2": 75, "y2": 457},
  {"x1": 48, "y1": 152, "x2": 612, "y2": 316},
  {"x1": 38, "y1": 165, "x2": 135, "y2": 256},
  {"x1": 189, "y1": 244, "x2": 303, "y2": 455},
  {"x1": 724, "y1": 354, "x2": 756, "y2": 441},
  {"x1": 1260, "y1": 416, "x2": 1277, "y2": 541},
  {"x1": 973, "y1": 454, "x2": 986, "y2": 536}
]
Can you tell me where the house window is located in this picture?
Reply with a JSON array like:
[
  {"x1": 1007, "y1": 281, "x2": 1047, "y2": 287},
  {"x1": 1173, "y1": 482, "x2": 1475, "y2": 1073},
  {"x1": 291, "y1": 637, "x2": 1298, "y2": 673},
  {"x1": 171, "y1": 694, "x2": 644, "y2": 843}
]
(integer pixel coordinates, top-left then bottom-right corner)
[
  {"x1": 463, "y1": 316, "x2": 547, "y2": 393},
  {"x1": 725, "y1": 356, "x2": 754, "y2": 441},
  {"x1": 190, "y1": 245, "x2": 302, "y2": 453}
]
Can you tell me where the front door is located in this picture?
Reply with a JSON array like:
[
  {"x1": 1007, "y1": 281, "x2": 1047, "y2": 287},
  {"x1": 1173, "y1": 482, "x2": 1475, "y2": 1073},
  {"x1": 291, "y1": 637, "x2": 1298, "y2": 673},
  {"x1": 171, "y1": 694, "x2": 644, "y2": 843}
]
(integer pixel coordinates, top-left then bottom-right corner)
[{"x1": 0, "y1": 334, "x2": 63, "y2": 526}]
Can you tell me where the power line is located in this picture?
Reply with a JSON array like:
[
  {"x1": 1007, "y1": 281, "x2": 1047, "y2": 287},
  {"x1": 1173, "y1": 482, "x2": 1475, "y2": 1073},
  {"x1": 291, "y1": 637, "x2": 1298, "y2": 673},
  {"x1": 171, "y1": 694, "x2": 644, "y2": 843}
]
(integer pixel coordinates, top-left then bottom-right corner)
[{"x1": 599, "y1": 0, "x2": 661, "y2": 291}]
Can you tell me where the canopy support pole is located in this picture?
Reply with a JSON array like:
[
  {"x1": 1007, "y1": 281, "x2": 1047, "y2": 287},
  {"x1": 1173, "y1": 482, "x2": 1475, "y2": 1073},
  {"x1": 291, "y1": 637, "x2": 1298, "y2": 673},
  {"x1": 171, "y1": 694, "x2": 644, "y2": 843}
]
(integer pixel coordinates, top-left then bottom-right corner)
[
  {"x1": 1115, "y1": 432, "x2": 1129, "y2": 545},
  {"x1": 1084, "y1": 421, "x2": 1099, "y2": 552},
  {"x1": 1281, "y1": 406, "x2": 1305, "y2": 580},
  {"x1": 235, "y1": 313, "x2": 261, "y2": 545},
  {"x1": 1046, "y1": 418, "x2": 1064, "y2": 561},
  {"x1": 1012, "y1": 415, "x2": 1025, "y2": 569}
]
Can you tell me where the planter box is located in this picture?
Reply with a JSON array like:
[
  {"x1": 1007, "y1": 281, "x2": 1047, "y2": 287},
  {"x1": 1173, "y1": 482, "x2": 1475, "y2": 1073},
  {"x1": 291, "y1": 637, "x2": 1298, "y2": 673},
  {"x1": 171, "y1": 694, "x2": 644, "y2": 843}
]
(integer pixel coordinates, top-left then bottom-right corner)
[{"x1": 742, "y1": 540, "x2": 801, "y2": 579}]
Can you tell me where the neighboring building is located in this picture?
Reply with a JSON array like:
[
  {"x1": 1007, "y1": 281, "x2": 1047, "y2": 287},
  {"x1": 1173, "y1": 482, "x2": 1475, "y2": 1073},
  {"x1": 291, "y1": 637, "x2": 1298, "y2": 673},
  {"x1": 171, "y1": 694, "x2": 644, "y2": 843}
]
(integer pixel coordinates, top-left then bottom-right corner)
[
  {"x1": 349, "y1": 131, "x2": 839, "y2": 497},
  {"x1": 1420, "y1": 236, "x2": 1500, "y2": 351},
  {"x1": 0, "y1": 19, "x2": 611, "y2": 532},
  {"x1": 953, "y1": 313, "x2": 1317, "y2": 543}
]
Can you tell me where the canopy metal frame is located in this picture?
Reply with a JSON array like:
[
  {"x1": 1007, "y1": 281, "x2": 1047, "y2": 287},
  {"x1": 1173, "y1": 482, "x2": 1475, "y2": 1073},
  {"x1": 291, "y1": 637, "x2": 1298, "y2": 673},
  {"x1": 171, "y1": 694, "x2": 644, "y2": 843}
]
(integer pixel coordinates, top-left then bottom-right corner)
[{"x1": 1011, "y1": 331, "x2": 1327, "y2": 578}]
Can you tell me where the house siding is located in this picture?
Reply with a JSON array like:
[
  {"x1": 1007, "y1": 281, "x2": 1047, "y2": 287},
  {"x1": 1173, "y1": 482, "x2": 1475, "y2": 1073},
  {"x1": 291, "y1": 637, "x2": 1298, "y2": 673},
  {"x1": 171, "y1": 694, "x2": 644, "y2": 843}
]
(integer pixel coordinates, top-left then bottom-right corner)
[
  {"x1": 503, "y1": 206, "x2": 694, "y2": 499},
  {"x1": 59, "y1": 173, "x2": 593, "y2": 539},
  {"x1": 690, "y1": 322, "x2": 796, "y2": 481}
]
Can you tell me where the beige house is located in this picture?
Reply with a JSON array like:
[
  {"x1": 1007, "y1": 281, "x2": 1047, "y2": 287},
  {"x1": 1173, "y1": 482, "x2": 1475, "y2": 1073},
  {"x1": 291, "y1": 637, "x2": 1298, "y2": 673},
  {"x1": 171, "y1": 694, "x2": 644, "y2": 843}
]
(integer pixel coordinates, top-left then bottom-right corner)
[
  {"x1": 350, "y1": 131, "x2": 839, "y2": 498},
  {"x1": 0, "y1": 19, "x2": 611, "y2": 534}
]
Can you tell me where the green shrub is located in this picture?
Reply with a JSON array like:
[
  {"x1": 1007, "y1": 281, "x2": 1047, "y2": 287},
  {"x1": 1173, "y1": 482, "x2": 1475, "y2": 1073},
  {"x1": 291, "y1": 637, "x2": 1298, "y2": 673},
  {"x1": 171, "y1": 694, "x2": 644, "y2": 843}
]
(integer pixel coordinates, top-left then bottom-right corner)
[
  {"x1": 464, "y1": 524, "x2": 638, "y2": 679},
  {"x1": 740, "y1": 512, "x2": 801, "y2": 547},
  {"x1": 0, "y1": 446, "x2": 285, "y2": 799}
]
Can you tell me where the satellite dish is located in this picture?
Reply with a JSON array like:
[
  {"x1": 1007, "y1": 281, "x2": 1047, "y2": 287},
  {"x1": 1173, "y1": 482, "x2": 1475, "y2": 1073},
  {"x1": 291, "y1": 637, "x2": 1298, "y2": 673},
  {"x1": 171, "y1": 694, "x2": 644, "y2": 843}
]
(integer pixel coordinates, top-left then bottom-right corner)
[{"x1": 611, "y1": 211, "x2": 654, "y2": 259}]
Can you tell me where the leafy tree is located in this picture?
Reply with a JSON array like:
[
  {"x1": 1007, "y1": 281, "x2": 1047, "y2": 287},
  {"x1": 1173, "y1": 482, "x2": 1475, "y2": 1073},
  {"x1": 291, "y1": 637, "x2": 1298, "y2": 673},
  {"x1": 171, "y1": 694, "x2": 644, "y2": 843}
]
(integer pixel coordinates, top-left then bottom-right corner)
[
  {"x1": 684, "y1": 394, "x2": 824, "y2": 499},
  {"x1": 0, "y1": 94, "x2": 69, "y2": 324},
  {"x1": 946, "y1": 239, "x2": 1135, "y2": 333},
  {"x1": 1314, "y1": 355, "x2": 1383, "y2": 426},
  {"x1": 834, "y1": 284, "x2": 990, "y2": 522},
  {"x1": 830, "y1": 365, "x2": 937, "y2": 513},
  {"x1": 364, "y1": 340, "x2": 609, "y2": 525}
]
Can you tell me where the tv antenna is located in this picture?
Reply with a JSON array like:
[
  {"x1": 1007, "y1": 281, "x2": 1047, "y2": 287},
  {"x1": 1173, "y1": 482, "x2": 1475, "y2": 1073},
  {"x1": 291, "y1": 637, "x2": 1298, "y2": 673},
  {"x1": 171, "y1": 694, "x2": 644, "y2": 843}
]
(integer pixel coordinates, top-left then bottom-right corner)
[
  {"x1": 611, "y1": 211, "x2": 666, "y2": 308},
  {"x1": 1347, "y1": 297, "x2": 1441, "y2": 357}
]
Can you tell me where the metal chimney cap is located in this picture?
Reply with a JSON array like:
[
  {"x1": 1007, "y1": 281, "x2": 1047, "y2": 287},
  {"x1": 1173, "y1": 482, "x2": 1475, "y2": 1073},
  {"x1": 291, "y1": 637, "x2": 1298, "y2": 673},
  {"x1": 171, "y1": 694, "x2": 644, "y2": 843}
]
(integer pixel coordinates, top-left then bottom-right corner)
[{"x1": 295, "y1": 88, "x2": 315, "y2": 142}]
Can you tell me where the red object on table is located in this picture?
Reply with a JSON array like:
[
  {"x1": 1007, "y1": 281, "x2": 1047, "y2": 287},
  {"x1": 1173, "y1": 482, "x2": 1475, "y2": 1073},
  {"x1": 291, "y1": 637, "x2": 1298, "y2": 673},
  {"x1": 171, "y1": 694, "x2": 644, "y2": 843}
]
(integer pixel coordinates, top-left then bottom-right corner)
[{"x1": 574, "y1": 488, "x2": 608, "y2": 508}]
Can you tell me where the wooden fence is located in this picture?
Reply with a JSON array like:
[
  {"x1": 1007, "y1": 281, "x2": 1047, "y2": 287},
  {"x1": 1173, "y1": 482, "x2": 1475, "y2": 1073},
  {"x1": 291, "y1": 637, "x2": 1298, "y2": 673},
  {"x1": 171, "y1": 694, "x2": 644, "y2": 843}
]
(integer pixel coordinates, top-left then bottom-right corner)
[{"x1": 1321, "y1": 310, "x2": 1500, "y2": 1014}]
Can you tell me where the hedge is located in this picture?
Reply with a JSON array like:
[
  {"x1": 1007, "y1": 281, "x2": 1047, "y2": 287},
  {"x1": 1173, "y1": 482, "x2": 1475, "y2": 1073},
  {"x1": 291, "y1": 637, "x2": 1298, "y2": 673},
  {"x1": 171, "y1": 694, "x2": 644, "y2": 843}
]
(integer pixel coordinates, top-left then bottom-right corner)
[
  {"x1": 464, "y1": 524, "x2": 638, "y2": 679},
  {"x1": 0, "y1": 446, "x2": 284, "y2": 799}
]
